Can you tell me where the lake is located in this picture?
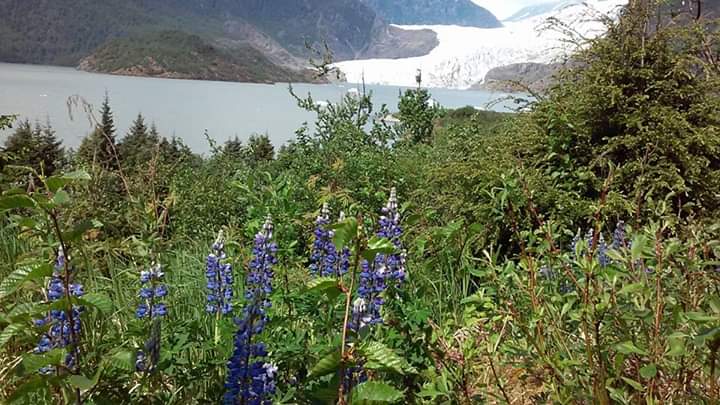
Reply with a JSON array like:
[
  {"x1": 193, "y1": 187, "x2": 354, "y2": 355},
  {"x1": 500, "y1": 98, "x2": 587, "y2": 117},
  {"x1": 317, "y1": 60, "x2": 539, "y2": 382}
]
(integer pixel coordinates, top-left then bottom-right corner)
[{"x1": 0, "y1": 63, "x2": 519, "y2": 153}]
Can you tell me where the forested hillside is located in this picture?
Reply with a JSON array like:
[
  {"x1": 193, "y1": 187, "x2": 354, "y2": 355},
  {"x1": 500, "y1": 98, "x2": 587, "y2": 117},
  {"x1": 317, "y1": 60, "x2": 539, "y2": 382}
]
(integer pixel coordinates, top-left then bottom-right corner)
[
  {"x1": 0, "y1": 1, "x2": 719, "y2": 403},
  {"x1": 0, "y1": 0, "x2": 437, "y2": 81},
  {"x1": 360, "y1": 0, "x2": 501, "y2": 27}
]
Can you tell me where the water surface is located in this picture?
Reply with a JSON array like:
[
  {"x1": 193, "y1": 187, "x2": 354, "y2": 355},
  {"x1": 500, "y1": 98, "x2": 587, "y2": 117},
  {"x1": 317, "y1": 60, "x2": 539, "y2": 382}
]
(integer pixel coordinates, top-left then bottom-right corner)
[{"x1": 0, "y1": 63, "x2": 517, "y2": 153}]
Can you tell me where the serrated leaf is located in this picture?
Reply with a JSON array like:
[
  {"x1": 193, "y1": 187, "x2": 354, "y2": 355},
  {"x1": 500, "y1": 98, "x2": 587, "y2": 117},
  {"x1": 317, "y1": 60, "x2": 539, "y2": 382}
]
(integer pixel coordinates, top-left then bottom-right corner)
[
  {"x1": 351, "y1": 381, "x2": 404, "y2": 404},
  {"x1": 6, "y1": 376, "x2": 49, "y2": 404},
  {"x1": 68, "y1": 374, "x2": 96, "y2": 390},
  {"x1": 362, "y1": 342, "x2": 413, "y2": 375},
  {"x1": 105, "y1": 350, "x2": 135, "y2": 371},
  {"x1": 0, "y1": 264, "x2": 53, "y2": 299},
  {"x1": 20, "y1": 349, "x2": 64, "y2": 374},
  {"x1": 330, "y1": 218, "x2": 357, "y2": 251},
  {"x1": 639, "y1": 364, "x2": 657, "y2": 379},
  {"x1": 46, "y1": 170, "x2": 91, "y2": 192},
  {"x1": 0, "y1": 194, "x2": 35, "y2": 210},
  {"x1": 79, "y1": 293, "x2": 113, "y2": 314},
  {"x1": 307, "y1": 277, "x2": 342, "y2": 301},
  {"x1": 51, "y1": 190, "x2": 70, "y2": 205},
  {"x1": 0, "y1": 323, "x2": 24, "y2": 348},
  {"x1": 362, "y1": 236, "x2": 395, "y2": 261},
  {"x1": 615, "y1": 341, "x2": 648, "y2": 356},
  {"x1": 309, "y1": 350, "x2": 341, "y2": 378}
]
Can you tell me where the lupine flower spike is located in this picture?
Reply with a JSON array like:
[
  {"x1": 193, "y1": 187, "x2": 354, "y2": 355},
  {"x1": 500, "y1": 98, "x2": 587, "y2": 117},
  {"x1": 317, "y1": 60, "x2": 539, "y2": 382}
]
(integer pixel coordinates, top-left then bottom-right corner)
[
  {"x1": 34, "y1": 247, "x2": 84, "y2": 374},
  {"x1": 224, "y1": 215, "x2": 278, "y2": 405},
  {"x1": 135, "y1": 261, "x2": 167, "y2": 372},
  {"x1": 207, "y1": 230, "x2": 234, "y2": 316},
  {"x1": 351, "y1": 188, "x2": 406, "y2": 331},
  {"x1": 310, "y1": 204, "x2": 350, "y2": 278}
]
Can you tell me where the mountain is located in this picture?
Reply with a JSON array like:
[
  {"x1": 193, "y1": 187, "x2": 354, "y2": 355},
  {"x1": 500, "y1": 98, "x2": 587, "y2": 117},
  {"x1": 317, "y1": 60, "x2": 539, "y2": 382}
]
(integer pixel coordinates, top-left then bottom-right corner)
[
  {"x1": 504, "y1": 1, "x2": 579, "y2": 22},
  {"x1": 360, "y1": 0, "x2": 501, "y2": 27},
  {"x1": 334, "y1": 0, "x2": 629, "y2": 89},
  {"x1": 0, "y1": 0, "x2": 437, "y2": 82},
  {"x1": 77, "y1": 30, "x2": 319, "y2": 83}
]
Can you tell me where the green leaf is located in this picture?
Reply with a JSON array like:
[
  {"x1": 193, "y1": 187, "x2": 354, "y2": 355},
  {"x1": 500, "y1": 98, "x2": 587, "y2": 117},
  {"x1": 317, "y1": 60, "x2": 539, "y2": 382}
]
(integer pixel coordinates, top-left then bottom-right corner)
[
  {"x1": 694, "y1": 327, "x2": 720, "y2": 347},
  {"x1": 620, "y1": 377, "x2": 644, "y2": 392},
  {"x1": 309, "y1": 350, "x2": 341, "y2": 378},
  {"x1": 351, "y1": 381, "x2": 404, "y2": 404},
  {"x1": 62, "y1": 219, "x2": 102, "y2": 242},
  {"x1": 618, "y1": 282, "x2": 645, "y2": 295},
  {"x1": 6, "y1": 376, "x2": 49, "y2": 404},
  {"x1": 0, "y1": 264, "x2": 53, "y2": 299},
  {"x1": 51, "y1": 190, "x2": 70, "y2": 205},
  {"x1": 0, "y1": 323, "x2": 25, "y2": 348},
  {"x1": 615, "y1": 341, "x2": 648, "y2": 356},
  {"x1": 20, "y1": 349, "x2": 64, "y2": 374},
  {"x1": 684, "y1": 312, "x2": 719, "y2": 322},
  {"x1": 0, "y1": 194, "x2": 36, "y2": 210},
  {"x1": 362, "y1": 236, "x2": 395, "y2": 261},
  {"x1": 630, "y1": 234, "x2": 651, "y2": 261},
  {"x1": 306, "y1": 277, "x2": 342, "y2": 301},
  {"x1": 79, "y1": 293, "x2": 114, "y2": 314},
  {"x1": 330, "y1": 218, "x2": 357, "y2": 251},
  {"x1": 639, "y1": 364, "x2": 657, "y2": 379},
  {"x1": 362, "y1": 342, "x2": 413, "y2": 375},
  {"x1": 68, "y1": 374, "x2": 96, "y2": 390},
  {"x1": 105, "y1": 350, "x2": 136, "y2": 371},
  {"x1": 46, "y1": 170, "x2": 91, "y2": 192},
  {"x1": 667, "y1": 333, "x2": 686, "y2": 357}
]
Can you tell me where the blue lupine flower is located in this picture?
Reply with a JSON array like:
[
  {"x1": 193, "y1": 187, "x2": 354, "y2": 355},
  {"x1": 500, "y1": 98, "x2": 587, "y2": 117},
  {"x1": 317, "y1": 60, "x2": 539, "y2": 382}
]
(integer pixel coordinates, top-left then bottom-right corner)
[
  {"x1": 206, "y1": 230, "x2": 234, "y2": 316},
  {"x1": 309, "y1": 204, "x2": 350, "y2": 278},
  {"x1": 224, "y1": 216, "x2": 277, "y2": 405},
  {"x1": 34, "y1": 247, "x2": 83, "y2": 372},
  {"x1": 135, "y1": 261, "x2": 167, "y2": 373},
  {"x1": 611, "y1": 221, "x2": 626, "y2": 250},
  {"x1": 597, "y1": 234, "x2": 609, "y2": 267},
  {"x1": 350, "y1": 188, "x2": 405, "y2": 331},
  {"x1": 136, "y1": 262, "x2": 167, "y2": 319}
]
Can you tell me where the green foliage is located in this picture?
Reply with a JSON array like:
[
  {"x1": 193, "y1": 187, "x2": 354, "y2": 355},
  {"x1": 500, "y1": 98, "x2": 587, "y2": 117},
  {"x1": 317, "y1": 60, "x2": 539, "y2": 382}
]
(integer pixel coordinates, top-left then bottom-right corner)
[
  {"x1": 3, "y1": 120, "x2": 65, "y2": 178},
  {"x1": 396, "y1": 87, "x2": 440, "y2": 144},
  {"x1": 531, "y1": 3, "x2": 720, "y2": 220},
  {"x1": 2, "y1": 4, "x2": 720, "y2": 402},
  {"x1": 76, "y1": 94, "x2": 118, "y2": 170}
]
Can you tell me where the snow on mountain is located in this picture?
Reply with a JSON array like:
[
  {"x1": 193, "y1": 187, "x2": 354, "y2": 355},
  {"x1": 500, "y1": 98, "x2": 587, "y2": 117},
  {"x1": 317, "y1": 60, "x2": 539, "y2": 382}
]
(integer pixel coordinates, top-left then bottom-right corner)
[{"x1": 334, "y1": 0, "x2": 627, "y2": 89}]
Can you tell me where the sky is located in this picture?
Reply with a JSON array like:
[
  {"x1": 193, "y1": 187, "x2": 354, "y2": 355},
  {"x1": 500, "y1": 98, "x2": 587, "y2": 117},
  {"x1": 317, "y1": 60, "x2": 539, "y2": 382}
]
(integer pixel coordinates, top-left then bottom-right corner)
[{"x1": 470, "y1": 0, "x2": 556, "y2": 20}]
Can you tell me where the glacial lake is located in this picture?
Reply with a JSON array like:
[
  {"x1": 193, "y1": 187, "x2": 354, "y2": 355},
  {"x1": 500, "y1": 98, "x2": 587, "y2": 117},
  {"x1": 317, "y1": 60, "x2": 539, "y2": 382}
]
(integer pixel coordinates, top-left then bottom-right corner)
[{"x1": 0, "y1": 63, "x2": 521, "y2": 153}]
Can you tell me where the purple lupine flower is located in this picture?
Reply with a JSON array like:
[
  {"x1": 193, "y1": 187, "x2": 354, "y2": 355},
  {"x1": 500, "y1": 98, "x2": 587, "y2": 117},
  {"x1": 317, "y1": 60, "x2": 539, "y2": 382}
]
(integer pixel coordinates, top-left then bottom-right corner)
[
  {"x1": 611, "y1": 221, "x2": 626, "y2": 250},
  {"x1": 206, "y1": 230, "x2": 234, "y2": 315},
  {"x1": 350, "y1": 188, "x2": 405, "y2": 331},
  {"x1": 136, "y1": 262, "x2": 167, "y2": 319},
  {"x1": 597, "y1": 234, "x2": 609, "y2": 267},
  {"x1": 135, "y1": 262, "x2": 166, "y2": 373},
  {"x1": 309, "y1": 204, "x2": 350, "y2": 278},
  {"x1": 224, "y1": 215, "x2": 277, "y2": 405},
  {"x1": 33, "y1": 247, "x2": 83, "y2": 373}
]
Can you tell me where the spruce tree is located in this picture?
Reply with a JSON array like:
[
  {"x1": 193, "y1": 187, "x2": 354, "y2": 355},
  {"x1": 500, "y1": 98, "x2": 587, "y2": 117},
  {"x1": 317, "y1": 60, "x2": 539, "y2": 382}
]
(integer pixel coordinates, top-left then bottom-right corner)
[
  {"x1": 119, "y1": 113, "x2": 158, "y2": 171},
  {"x1": 3, "y1": 119, "x2": 64, "y2": 176},
  {"x1": 77, "y1": 93, "x2": 118, "y2": 169}
]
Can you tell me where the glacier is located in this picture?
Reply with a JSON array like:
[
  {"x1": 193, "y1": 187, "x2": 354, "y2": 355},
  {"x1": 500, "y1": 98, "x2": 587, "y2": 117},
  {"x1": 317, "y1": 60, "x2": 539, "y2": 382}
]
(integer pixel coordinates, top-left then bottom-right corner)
[{"x1": 334, "y1": 0, "x2": 628, "y2": 89}]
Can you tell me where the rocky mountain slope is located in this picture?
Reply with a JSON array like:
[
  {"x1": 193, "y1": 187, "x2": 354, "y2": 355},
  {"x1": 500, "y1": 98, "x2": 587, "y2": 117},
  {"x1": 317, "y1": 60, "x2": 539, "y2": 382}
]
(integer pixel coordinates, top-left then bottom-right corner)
[
  {"x1": 0, "y1": 0, "x2": 437, "y2": 83},
  {"x1": 360, "y1": 0, "x2": 501, "y2": 27}
]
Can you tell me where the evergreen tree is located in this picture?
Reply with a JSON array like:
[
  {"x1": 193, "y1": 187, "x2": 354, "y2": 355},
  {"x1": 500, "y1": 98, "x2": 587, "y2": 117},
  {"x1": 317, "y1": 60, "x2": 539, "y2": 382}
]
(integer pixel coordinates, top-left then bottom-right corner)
[
  {"x1": 247, "y1": 134, "x2": 274, "y2": 165},
  {"x1": 3, "y1": 119, "x2": 64, "y2": 177},
  {"x1": 119, "y1": 113, "x2": 160, "y2": 171},
  {"x1": 77, "y1": 93, "x2": 118, "y2": 169},
  {"x1": 222, "y1": 136, "x2": 248, "y2": 161}
]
